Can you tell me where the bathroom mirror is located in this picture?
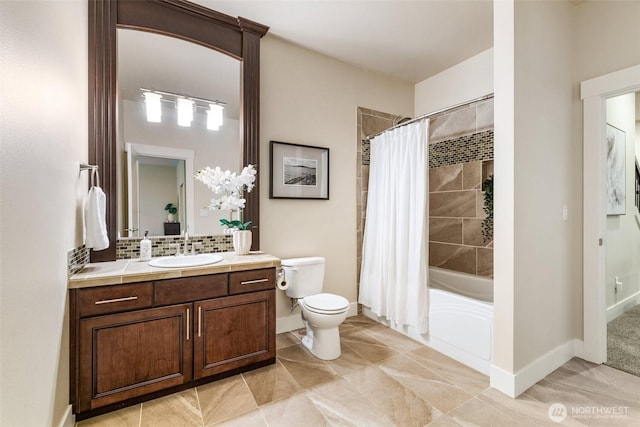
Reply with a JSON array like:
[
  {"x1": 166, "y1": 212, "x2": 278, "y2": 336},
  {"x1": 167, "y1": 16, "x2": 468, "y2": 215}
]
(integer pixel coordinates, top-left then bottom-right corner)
[
  {"x1": 88, "y1": 0, "x2": 268, "y2": 261},
  {"x1": 117, "y1": 29, "x2": 241, "y2": 238}
]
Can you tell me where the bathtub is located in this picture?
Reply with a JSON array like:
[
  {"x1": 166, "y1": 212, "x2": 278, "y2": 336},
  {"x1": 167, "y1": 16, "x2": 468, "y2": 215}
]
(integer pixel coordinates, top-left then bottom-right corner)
[{"x1": 363, "y1": 267, "x2": 493, "y2": 375}]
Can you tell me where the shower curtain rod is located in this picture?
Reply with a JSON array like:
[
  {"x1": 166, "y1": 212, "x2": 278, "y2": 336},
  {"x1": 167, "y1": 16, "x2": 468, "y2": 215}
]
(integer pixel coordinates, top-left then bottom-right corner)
[{"x1": 365, "y1": 93, "x2": 494, "y2": 140}]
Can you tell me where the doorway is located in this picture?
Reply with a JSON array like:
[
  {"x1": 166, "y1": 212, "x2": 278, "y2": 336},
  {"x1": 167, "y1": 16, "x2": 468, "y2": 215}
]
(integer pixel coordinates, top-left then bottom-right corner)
[
  {"x1": 603, "y1": 92, "x2": 640, "y2": 376},
  {"x1": 582, "y1": 64, "x2": 640, "y2": 367}
]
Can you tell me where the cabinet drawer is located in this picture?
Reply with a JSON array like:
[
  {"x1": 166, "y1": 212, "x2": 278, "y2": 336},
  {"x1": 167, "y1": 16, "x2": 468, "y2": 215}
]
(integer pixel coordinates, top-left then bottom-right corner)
[
  {"x1": 155, "y1": 274, "x2": 228, "y2": 306},
  {"x1": 229, "y1": 268, "x2": 275, "y2": 294},
  {"x1": 77, "y1": 283, "x2": 153, "y2": 317}
]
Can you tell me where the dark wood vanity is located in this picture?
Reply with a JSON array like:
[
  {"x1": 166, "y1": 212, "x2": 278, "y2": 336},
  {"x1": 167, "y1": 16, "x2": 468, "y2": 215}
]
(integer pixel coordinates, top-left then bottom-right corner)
[
  {"x1": 69, "y1": 256, "x2": 278, "y2": 420},
  {"x1": 78, "y1": 0, "x2": 273, "y2": 420}
]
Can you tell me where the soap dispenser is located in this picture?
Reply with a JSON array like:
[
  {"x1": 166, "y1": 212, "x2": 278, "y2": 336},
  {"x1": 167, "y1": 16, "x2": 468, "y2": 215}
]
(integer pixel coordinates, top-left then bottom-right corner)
[{"x1": 140, "y1": 231, "x2": 152, "y2": 261}]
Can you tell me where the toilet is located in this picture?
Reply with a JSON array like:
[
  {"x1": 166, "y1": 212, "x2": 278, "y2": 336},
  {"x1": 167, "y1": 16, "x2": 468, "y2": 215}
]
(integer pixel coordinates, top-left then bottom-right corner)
[{"x1": 281, "y1": 257, "x2": 349, "y2": 360}]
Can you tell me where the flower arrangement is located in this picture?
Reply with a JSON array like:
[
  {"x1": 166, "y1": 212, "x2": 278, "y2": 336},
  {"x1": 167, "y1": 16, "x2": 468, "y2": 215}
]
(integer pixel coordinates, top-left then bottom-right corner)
[{"x1": 194, "y1": 164, "x2": 257, "y2": 231}]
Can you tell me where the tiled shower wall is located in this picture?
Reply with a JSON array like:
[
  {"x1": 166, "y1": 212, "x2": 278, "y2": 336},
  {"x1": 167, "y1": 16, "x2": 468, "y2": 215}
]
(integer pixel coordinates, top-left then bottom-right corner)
[
  {"x1": 357, "y1": 97, "x2": 494, "y2": 286},
  {"x1": 356, "y1": 108, "x2": 399, "y2": 296}
]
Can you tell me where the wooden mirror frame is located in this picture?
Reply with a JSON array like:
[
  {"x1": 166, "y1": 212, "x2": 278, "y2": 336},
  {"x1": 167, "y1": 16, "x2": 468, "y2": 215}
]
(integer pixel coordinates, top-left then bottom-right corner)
[{"x1": 88, "y1": 0, "x2": 268, "y2": 261}]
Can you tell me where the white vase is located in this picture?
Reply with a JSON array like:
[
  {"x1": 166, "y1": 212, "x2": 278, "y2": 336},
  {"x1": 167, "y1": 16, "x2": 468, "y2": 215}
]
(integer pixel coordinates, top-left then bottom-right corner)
[
  {"x1": 233, "y1": 230, "x2": 252, "y2": 255},
  {"x1": 167, "y1": 213, "x2": 176, "y2": 222}
]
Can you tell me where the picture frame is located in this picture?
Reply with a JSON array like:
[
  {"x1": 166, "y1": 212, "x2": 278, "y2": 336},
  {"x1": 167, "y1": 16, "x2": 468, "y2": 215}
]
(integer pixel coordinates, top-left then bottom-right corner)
[
  {"x1": 606, "y1": 123, "x2": 626, "y2": 215},
  {"x1": 269, "y1": 141, "x2": 329, "y2": 199}
]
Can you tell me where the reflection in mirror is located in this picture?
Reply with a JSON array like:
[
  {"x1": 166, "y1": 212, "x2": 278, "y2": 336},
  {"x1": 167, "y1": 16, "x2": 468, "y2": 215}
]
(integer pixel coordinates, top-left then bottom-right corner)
[
  {"x1": 117, "y1": 28, "x2": 241, "y2": 238},
  {"x1": 125, "y1": 143, "x2": 193, "y2": 237}
]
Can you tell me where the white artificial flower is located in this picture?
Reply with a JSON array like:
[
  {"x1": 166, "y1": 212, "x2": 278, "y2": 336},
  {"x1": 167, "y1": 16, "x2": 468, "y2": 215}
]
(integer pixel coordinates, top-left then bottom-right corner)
[{"x1": 195, "y1": 164, "x2": 256, "y2": 215}]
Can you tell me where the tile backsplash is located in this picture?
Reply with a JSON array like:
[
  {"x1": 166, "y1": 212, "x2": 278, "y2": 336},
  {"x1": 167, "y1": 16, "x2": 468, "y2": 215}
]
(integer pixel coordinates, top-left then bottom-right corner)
[
  {"x1": 67, "y1": 234, "x2": 234, "y2": 276},
  {"x1": 67, "y1": 245, "x2": 90, "y2": 277},
  {"x1": 116, "y1": 235, "x2": 233, "y2": 259}
]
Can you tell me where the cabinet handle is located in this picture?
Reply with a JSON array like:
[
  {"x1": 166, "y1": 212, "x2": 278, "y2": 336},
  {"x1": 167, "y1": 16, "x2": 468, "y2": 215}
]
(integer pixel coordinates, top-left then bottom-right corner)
[
  {"x1": 198, "y1": 306, "x2": 202, "y2": 338},
  {"x1": 94, "y1": 296, "x2": 138, "y2": 305},
  {"x1": 186, "y1": 308, "x2": 190, "y2": 341},
  {"x1": 240, "y1": 278, "x2": 269, "y2": 285}
]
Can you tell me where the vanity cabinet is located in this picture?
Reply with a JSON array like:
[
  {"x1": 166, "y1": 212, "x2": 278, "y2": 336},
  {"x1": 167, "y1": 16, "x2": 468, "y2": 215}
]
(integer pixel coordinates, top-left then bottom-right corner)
[
  {"x1": 70, "y1": 267, "x2": 276, "y2": 419},
  {"x1": 77, "y1": 303, "x2": 192, "y2": 411}
]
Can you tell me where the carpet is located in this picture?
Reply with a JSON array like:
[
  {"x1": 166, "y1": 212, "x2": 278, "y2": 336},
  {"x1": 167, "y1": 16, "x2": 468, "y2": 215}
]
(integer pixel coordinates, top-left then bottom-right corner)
[{"x1": 606, "y1": 304, "x2": 640, "y2": 377}]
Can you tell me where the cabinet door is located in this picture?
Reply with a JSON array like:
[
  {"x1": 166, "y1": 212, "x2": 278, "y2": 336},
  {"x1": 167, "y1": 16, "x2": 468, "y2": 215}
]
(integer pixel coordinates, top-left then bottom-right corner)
[
  {"x1": 194, "y1": 290, "x2": 275, "y2": 379},
  {"x1": 78, "y1": 304, "x2": 192, "y2": 412}
]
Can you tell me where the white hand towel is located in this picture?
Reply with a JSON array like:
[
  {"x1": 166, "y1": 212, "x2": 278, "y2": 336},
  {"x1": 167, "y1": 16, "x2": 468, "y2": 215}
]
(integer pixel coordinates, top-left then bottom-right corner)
[{"x1": 85, "y1": 185, "x2": 109, "y2": 251}]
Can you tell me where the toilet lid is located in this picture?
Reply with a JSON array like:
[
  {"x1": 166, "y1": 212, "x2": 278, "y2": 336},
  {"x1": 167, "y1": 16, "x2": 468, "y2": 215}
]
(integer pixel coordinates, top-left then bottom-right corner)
[{"x1": 302, "y1": 293, "x2": 349, "y2": 313}]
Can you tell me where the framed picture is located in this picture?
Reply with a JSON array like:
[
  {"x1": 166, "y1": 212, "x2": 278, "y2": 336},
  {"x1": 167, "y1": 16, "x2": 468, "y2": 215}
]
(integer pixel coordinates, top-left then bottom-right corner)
[
  {"x1": 606, "y1": 123, "x2": 626, "y2": 215},
  {"x1": 270, "y1": 141, "x2": 329, "y2": 199}
]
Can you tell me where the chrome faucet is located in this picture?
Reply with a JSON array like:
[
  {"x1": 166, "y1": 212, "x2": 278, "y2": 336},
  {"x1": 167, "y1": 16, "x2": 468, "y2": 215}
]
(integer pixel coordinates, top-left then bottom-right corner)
[
  {"x1": 183, "y1": 232, "x2": 189, "y2": 256},
  {"x1": 168, "y1": 243, "x2": 181, "y2": 256}
]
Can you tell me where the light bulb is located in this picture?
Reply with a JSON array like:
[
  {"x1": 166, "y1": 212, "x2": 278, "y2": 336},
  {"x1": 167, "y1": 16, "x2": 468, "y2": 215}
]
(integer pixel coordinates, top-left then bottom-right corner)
[
  {"x1": 177, "y1": 98, "x2": 194, "y2": 127},
  {"x1": 143, "y1": 92, "x2": 162, "y2": 123},
  {"x1": 207, "y1": 104, "x2": 224, "y2": 130}
]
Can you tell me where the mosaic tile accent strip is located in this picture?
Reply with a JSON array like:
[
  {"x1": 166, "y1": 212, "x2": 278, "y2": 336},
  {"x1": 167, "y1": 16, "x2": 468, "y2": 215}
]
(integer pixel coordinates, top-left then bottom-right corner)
[
  {"x1": 68, "y1": 245, "x2": 90, "y2": 277},
  {"x1": 362, "y1": 129, "x2": 493, "y2": 168},
  {"x1": 429, "y1": 129, "x2": 493, "y2": 168},
  {"x1": 116, "y1": 235, "x2": 233, "y2": 259},
  {"x1": 362, "y1": 139, "x2": 370, "y2": 165}
]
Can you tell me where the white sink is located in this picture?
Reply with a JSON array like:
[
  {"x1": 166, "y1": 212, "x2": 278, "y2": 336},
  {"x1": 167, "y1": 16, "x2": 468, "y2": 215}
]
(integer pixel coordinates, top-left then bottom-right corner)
[{"x1": 148, "y1": 254, "x2": 224, "y2": 268}]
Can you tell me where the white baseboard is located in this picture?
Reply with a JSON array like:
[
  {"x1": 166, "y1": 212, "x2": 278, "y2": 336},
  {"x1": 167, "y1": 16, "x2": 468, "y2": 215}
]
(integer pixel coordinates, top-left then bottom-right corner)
[
  {"x1": 276, "y1": 311, "x2": 304, "y2": 334},
  {"x1": 491, "y1": 339, "x2": 576, "y2": 397},
  {"x1": 606, "y1": 291, "x2": 640, "y2": 322},
  {"x1": 57, "y1": 405, "x2": 74, "y2": 427},
  {"x1": 490, "y1": 364, "x2": 517, "y2": 397},
  {"x1": 275, "y1": 302, "x2": 359, "y2": 334},
  {"x1": 573, "y1": 339, "x2": 586, "y2": 361}
]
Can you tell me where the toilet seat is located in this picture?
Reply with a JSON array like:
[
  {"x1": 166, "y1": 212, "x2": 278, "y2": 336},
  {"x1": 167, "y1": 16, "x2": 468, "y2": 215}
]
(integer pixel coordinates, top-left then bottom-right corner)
[{"x1": 302, "y1": 293, "x2": 349, "y2": 314}]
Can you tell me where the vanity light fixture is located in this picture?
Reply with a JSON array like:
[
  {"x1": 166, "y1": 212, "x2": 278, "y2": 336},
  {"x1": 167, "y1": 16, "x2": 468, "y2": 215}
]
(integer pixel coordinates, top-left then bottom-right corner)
[
  {"x1": 207, "y1": 103, "x2": 224, "y2": 130},
  {"x1": 140, "y1": 88, "x2": 225, "y2": 130},
  {"x1": 177, "y1": 98, "x2": 194, "y2": 127},
  {"x1": 143, "y1": 92, "x2": 162, "y2": 123}
]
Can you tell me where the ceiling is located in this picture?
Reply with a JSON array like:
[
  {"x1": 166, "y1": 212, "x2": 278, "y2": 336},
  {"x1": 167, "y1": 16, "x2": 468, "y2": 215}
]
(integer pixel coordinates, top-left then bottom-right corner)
[{"x1": 199, "y1": 0, "x2": 494, "y2": 84}]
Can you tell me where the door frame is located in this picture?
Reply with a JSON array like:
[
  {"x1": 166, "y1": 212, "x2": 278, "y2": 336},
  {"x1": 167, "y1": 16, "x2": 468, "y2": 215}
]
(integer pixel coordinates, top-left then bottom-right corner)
[{"x1": 581, "y1": 64, "x2": 640, "y2": 363}]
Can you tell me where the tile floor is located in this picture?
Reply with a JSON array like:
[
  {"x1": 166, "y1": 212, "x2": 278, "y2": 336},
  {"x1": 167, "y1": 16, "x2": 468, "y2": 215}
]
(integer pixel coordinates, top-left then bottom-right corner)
[{"x1": 77, "y1": 315, "x2": 640, "y2": 426}]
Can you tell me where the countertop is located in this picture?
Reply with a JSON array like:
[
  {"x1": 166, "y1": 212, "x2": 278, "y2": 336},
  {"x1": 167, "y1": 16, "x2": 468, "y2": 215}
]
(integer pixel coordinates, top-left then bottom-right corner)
[{"x1": 68, "y1": 251, "x2": 281, "y2": 289}]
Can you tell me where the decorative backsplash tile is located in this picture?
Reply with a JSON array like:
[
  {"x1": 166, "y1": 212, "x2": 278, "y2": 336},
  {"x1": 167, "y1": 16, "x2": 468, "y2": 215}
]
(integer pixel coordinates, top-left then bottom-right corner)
[
  {"x1": 361, "y1": 128, "x2": 493, "y2": 169},
  {"x1": 429, "y1": 129, "x2": 493, "y2": 168},
  {"x1": 67, "y1": 235, "x2": 235, "y2": 276},
  {"x1": 116, "y1": 235, "x2": 233, "y2": 259},
  {"x1": 362, "y1": 139, "x2": 370, "y2": 165},
  {"x1": 68, "y1": 245, "x2": 90, "y2": 277}
]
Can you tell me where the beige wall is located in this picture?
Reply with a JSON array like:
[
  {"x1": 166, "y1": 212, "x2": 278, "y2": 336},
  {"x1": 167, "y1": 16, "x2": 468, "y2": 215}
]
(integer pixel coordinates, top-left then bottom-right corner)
[
  {"x1": 492, "y1": 0, "x2": 576, "y2": 389},
  {"x1": 573, "y1": 0, "x2": 640, "y2": 84},
  {"x1": 0, "y1": 2, "x2": 87, "y2": 426},
  {"x1": 415, "y1": 48, "x2": 493, "y2": 116},
  {"x1": 258, "y1": 35, "x2": 414, "y2": 320},
  {"x1": 511, "y1": 0, "x2": 576, "y2": 372}
]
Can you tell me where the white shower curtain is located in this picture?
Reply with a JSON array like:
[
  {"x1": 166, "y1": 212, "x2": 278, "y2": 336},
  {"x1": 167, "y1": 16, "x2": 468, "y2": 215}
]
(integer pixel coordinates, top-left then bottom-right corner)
[{"x1": 359, "y1": 120, "x2": 429, "y2": 334}]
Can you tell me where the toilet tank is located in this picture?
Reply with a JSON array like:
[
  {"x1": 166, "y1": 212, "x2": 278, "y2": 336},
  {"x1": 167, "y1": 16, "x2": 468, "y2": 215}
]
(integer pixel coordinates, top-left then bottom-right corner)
[{"x1": 281, "y1": 257, "x2": 325, "y2": 299}]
